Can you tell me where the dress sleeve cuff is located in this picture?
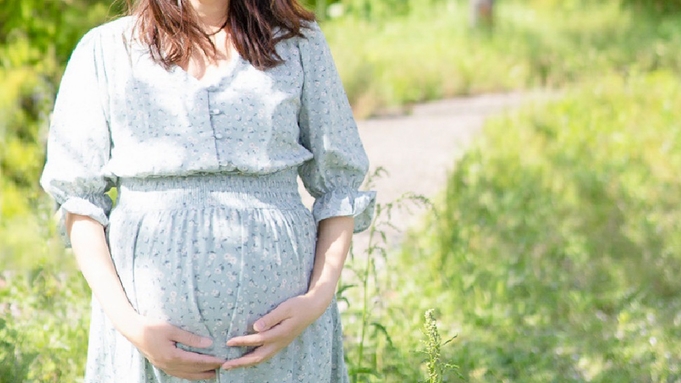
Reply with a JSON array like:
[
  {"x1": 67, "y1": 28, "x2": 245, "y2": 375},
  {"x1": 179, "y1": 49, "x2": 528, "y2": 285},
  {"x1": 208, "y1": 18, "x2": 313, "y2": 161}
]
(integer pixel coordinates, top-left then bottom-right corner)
[
  {"x1": 311, "y1": 188, "x2": 377, "y2": 233},
  {"x1": 56, "y1": 195, "x2": 112, "y2": 248}
]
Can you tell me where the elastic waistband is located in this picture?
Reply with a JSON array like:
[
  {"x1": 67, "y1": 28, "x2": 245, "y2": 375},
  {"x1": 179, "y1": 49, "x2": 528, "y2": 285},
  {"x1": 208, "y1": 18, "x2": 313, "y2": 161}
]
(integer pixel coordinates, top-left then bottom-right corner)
[{"x1": 115, "y1": 169, "x2": 305, "y2": 211}]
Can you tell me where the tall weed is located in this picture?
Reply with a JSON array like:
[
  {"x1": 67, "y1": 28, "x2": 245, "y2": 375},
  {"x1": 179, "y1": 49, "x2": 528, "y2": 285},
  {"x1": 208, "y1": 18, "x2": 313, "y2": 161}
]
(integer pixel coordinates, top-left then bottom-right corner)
[
  {"x1": 338, "y1": 170, "x2": 464, "y2": 382},
  {"x1": 420, "y1": 309, "x2": 460, "y2": 383}
]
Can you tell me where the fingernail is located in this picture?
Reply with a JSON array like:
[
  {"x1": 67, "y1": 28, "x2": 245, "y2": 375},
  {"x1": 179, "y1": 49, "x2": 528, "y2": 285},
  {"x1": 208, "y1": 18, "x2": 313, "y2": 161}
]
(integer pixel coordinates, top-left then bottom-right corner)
[
  {"x1": 253, "y1": 320, "x2": 264, "y2": 332},
  {"x1": 201, "y1": 338, "x2": 213, "y2": 347}
]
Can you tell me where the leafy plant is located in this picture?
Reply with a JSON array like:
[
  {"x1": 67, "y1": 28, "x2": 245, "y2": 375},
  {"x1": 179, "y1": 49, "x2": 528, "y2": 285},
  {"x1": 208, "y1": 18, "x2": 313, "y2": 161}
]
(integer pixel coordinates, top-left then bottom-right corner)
[
  {"x1": 0, "y1": 267, "x2": 91, "y2": 383},
  {"x1": 339, "y1": 168, "x2": 454, "y2": 383},
  {"x1": 401, "y1": 71, "x2": 681, "y2": 382},
  {"x1": 619, "y1": 0, "x2": 681, "y2": 13},
  {"x1": 420, "y1": 309, "x2": 460, "y2": 383}
]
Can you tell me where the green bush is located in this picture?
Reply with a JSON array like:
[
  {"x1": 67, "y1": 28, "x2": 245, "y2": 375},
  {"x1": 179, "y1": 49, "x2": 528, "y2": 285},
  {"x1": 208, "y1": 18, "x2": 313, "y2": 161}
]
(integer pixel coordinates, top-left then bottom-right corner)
[
  {"x1": 0, "y1": 267, "x2": 91, "y2": 383},
  {"x1": 400, "y1": 71, "x2": 681, "y2": 381},
  {"x1": 325, "y1": 0, "x2": 681, "y2": 116},
  {"x1": 619, "y1": 0, "x2": 681, "y2": 13},
  {"x1": 303, "y1": 0, "x2": 450, "y2": 20},
  {"x1": 0, "y1": 0, "x2": 119, "y2": 268},
  {"x1": 0, "y1": 4, "x2": 118, "y2": 381}
]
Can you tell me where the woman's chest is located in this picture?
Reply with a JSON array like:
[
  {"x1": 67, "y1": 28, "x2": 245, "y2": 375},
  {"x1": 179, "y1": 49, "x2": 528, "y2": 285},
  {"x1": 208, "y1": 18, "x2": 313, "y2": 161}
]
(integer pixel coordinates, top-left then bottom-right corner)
[
  {"x1": 107, "y1": 42, "x2": 304, "y2": 148},
  {"x1": 103, "y1": 41, "x2": 308, "y2": 174}
]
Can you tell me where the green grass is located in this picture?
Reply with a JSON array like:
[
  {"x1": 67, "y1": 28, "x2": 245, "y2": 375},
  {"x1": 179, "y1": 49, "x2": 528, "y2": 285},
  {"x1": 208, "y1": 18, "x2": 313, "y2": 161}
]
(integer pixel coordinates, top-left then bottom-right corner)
[
  {"x1": 0, "y1": 266, "x2": 90, "y2": 383},
  {"x1": 324, "y1": 0, "x2": 681, "y2": 116},
  {"x1": 382, "y1": 71, "x2": 681, "y2": 382}
]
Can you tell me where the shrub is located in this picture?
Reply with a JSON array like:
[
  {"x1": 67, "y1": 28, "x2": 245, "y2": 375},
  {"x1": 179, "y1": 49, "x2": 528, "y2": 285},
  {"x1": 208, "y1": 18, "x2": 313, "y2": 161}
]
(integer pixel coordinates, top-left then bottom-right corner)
[
  {"x1": 402, "y1": 71, "x2": 681, "y2": 382},
  {"x1": 619, "y1": 0, "x2": 681, "y2": 13},
  {"x1": 0, "y1": 267, "x2": 91, "y2": 383},
  {"x1": 0, "y1": 0, "x2": 119, "y2": 268}
]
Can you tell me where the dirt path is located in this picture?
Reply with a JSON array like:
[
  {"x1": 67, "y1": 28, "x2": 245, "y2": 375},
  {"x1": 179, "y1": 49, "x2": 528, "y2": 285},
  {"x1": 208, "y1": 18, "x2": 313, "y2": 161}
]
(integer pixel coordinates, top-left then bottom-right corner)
[{"x1": 300, "y1": 91, "x2": 545, "y2": 254}]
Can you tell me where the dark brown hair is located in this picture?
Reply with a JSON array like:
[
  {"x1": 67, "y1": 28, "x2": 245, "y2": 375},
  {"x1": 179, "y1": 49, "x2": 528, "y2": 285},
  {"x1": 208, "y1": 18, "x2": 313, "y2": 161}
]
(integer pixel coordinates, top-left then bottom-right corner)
[{"x1": 126, "y1": 0, "x2": 315, "y2": 70}]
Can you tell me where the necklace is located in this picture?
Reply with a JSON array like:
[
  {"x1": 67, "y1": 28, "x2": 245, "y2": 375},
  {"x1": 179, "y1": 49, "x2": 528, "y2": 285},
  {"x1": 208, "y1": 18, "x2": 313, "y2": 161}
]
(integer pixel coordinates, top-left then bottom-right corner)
[{"x1": 206, "y1": 18, "x2": 229, "y2": 36}]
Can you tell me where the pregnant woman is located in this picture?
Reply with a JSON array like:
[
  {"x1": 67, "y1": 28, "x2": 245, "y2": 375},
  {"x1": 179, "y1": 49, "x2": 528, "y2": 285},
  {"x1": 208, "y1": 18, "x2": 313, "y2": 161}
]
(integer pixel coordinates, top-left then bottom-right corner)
[{"x1": 39, "y1": 0, "x2": 375, "y2": 381}]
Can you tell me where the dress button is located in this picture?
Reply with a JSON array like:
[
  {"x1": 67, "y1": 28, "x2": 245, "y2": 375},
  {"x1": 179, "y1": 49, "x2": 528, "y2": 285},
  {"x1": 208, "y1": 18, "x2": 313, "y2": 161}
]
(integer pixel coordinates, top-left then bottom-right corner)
[
  {"x1": 210, "y1": 108, "x2": 221, "y2": 115},
  {"x1": 215, "y1": 133, "x2": 223, "y2": 139}
]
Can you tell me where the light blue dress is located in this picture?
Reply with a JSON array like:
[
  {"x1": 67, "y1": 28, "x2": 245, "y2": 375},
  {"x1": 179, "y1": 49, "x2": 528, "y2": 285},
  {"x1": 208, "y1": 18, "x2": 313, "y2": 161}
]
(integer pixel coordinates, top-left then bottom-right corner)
[{"x1": 39, "y1": 16, "x2": 375, "y2": 383}]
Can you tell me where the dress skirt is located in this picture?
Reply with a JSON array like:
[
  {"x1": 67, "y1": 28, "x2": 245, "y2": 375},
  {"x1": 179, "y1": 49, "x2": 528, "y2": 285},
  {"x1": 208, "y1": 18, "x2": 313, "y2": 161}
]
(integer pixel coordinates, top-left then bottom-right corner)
[{"x1": 84, "y1": 169, "x2": 349, "y2": 383}]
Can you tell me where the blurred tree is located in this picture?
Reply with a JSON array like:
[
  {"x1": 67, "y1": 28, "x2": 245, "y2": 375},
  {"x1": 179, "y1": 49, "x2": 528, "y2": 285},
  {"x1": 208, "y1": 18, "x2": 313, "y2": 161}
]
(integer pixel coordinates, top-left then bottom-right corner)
[
  {"x1": 316, "y1": 0, "x2": 328, "y2": 20},
  {"x1": 620, "y1": 0, "x2": 681, "y2": 12},
  {"x1": 303, "y1": 0, "x2": 445, "y2": 20},
  {"x1": 301, "y1": 0, "x2": 334, "y2": 19},
  {"x1": 0, "y1": 0, "x2": 123, "y2": 64},
  {"x1": 0, "y1": 0, "x2": 115, "y2": 262},
  {"x1": 470, "y1": 0, "x2": 494, "y2": 28}
]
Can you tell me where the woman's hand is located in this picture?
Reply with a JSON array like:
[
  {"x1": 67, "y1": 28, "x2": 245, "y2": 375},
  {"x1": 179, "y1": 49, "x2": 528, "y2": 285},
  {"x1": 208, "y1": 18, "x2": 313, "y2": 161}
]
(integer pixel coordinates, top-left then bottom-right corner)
[
  {"x1": 222, "y1": 216, "x2": 354, "y2": 371},
  {"x1": 221, "y1": 293, "x2": 330, "y2": 370},
  {"x1": 65, "y1": 214, "x2": 224, "y2": 380},
  {"x1": 124, "y1": 315, "x2": 226, "y2": 380}
]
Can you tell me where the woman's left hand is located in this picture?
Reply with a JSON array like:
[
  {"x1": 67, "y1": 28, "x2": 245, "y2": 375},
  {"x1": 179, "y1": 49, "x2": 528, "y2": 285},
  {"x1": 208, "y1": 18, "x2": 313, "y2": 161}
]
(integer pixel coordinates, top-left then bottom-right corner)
[
  {"x1": 221, "y1": 292, "x2": 331, "y2": 370},
  {"x1": 223, "y1": 216, "x2": 354, "y2": 370}
]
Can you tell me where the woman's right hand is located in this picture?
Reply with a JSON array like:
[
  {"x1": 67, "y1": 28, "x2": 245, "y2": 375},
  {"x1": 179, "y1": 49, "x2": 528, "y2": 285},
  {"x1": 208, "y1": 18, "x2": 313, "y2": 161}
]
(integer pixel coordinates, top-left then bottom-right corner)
[
  {"x1": 65, "y1": 215, "x2": 225, "y2": 379},
  {"x1": 123, "y1": 315, "x2": 226, "y2": 380}
]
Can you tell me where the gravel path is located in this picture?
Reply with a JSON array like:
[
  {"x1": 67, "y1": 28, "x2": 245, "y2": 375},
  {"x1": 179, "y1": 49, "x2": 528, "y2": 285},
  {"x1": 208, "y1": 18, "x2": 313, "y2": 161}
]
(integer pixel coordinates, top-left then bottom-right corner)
[{"x1": 300, "y1": 91, "x2": 544, "y2": 254}]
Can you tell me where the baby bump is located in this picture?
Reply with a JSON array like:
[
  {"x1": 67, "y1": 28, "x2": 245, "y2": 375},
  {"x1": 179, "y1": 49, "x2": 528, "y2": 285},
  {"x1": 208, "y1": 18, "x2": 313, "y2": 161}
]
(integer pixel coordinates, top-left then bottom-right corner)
[{"x1": 106, "y1": 202, "x2": 317, "y2": 359}]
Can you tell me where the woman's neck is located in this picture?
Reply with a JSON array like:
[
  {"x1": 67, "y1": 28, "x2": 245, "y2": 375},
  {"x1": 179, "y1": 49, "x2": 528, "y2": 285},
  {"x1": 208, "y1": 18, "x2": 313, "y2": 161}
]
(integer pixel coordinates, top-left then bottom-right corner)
[{"x1": 188, "y1": 0, "x2": 230, "y2": 27}]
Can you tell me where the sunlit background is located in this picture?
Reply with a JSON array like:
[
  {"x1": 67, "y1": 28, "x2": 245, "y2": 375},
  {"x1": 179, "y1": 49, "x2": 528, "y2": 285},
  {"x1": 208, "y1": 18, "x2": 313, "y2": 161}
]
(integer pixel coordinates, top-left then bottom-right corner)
[{"x1": 2, "y1": 0, "x2": 681, "y2": 381}]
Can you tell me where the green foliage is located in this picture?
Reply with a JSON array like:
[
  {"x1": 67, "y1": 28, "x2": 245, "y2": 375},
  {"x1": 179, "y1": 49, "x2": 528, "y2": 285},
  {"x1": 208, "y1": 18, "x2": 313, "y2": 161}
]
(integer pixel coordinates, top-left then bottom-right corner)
[
  {"x1": 324, "y1": 0, "x2": 681, "y2": 116},
  {"x1": 0, "y1": 0, "x2": 118, "y2": 268},
  {"x1": 0, "y1": 0, "x2": 122, "y2": 64},
  {"x1": 0, "y1": 267, "x2": 91, "y2": 383},
  {"x1": 0, "y1": 4, "x2": 116, "y2": 380},
  {"x1": 619, "y1": 0, "x2": 681, "y2": 13},
  {"x1": 400, "y1": 71, "x2": 681, "y2": 381},
  {"x1": 303, "y1": 0, "x2": 450, "y2": 20},
  {"x1": 339, "y1": 181, "x2": 436, "y2": 383}
]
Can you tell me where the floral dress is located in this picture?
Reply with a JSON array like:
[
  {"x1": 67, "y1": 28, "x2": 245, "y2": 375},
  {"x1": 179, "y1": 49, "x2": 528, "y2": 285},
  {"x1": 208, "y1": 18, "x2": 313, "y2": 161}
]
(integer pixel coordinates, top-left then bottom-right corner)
[{"x1": 39, "y1": 16, "x2": 375, "y2": 383}]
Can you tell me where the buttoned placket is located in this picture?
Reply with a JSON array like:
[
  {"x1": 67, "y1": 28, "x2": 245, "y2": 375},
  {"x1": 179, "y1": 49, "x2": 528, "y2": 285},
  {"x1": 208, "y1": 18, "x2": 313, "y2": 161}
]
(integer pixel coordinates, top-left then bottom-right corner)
[
  {"x1": 210, "y1": 108, "x2": 223, "y2": 139},
  {"x1": 203, "y1": 87, "x2": 227, "y2": 168}
]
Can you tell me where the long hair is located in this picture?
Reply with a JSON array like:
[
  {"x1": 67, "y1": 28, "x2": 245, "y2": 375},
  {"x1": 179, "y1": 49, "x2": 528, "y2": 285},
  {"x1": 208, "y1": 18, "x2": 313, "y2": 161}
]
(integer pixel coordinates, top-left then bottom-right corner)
[{"x1": 126, "y1": 0, "x2": 315, "y2": 70}]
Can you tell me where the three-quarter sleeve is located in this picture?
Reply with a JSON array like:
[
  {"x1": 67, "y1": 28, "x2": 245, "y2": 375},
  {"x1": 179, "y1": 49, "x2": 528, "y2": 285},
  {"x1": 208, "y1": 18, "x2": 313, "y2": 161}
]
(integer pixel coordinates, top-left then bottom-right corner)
[
  {"x1": 39, "y1": 28, "x2": 114, "y2": 247},
  {"x1": 297, "y1": 22, "x2": 376, "y2": 233}
]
